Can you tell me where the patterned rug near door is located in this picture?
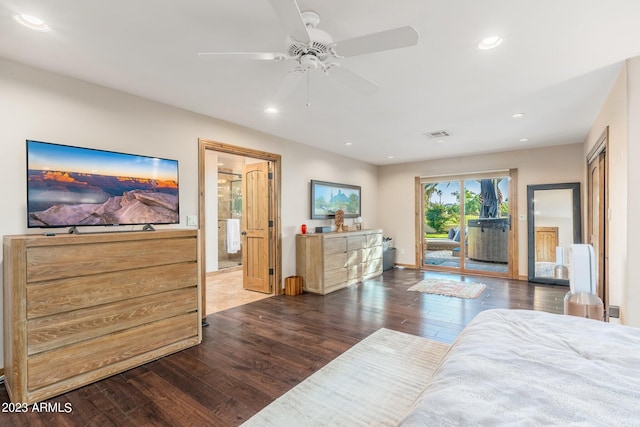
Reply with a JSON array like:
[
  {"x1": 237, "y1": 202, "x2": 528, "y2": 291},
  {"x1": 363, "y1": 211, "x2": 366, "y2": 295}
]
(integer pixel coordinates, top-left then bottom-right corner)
[{"x1": 408, "y1": 278, "x2": 486, "y2": 299}]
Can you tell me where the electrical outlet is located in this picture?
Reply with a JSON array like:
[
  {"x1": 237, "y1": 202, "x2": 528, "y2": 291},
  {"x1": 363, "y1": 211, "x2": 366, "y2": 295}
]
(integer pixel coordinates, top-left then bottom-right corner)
[{"x1": 186, "y1": 215, "x2": 198, "y2": 226}]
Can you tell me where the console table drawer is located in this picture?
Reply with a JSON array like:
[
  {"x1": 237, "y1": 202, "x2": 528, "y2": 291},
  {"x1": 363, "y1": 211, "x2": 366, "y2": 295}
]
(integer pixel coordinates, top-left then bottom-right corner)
[
  {"x1": 347, "y1": 248, "x2": 363, "y2": 264},
  {"x1": 364, "y1": 246, "x2": 383, "y2": 262},
  {"x1": 367, "y1": 233, "x2": 383, "y2": 247},
  {"x1": 347, "y1": 236, "x2": 366, "y2": 250},
  {"x1": 324, "y1": 237, "x2": 347, "y2": 254},
  {"x1": 324, "y1": 268, "x2": 348, "y2": 287},
  {"x1": 324, "y1": 252, "x2": 347, "y2": 271}
]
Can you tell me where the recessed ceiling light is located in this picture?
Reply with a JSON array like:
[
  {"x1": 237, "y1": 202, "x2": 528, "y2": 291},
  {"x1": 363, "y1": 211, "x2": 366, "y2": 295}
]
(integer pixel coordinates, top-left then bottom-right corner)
[
  {"x1": 387, "y1": 155, "x2": 395, "y2": 159},
  {"x1": 478, "y1": 36, "x2": 503, "y2": 50},
  {"x1": 436, "y1": 140, "x2": 445, "y2": 144},
  {"x1": 520, "y1": 138, "x2": 529, "y2": 142},
  {"x1": 512, "y1": 112, "x2": 525, "y2": 118},
  {"x1": 345, "y1": 141, "x2": 353, "y2": 146},
  {"x1": 264, "y1": 107, "x2": 278, "y2": 114},
  {"x1": 13, "y1": 13, "x2": 50, "y2": 32}
]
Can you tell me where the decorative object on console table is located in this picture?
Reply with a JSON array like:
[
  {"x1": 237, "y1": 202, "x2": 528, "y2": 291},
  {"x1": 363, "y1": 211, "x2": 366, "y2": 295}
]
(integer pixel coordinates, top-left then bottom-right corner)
[
  {"x1": 296, "y1": 229, "x2": 383, "y2": 295},
  {"x1": 335, "y1": 209, "x2": 345, "y2": 232}
]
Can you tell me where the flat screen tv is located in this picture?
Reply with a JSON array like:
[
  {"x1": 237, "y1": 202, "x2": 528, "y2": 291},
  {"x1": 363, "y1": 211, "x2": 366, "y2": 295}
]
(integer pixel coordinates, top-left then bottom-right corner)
[{"x1": 27, "y1": 140, "x2": 179, "y2": 229}]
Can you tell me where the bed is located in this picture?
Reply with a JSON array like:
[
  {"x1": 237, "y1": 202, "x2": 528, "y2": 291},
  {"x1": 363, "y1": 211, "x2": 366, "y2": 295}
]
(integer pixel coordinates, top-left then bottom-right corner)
[{"x1": 399, "y1": 309, "x2": 640, "y2": 426}]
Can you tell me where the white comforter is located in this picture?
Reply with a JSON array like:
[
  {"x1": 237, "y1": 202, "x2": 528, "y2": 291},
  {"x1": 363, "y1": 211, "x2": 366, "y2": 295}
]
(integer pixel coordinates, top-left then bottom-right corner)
[{"x1": 399, "y1": 309, "x2": 640, "y2": 426}]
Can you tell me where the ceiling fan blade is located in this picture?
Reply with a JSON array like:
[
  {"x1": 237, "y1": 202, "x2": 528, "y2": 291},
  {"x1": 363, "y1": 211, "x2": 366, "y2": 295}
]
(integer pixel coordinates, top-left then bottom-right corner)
[
  {"x1": 268, "y1": 0, "x2": 311, "y2": 43},
  {"x1": 334, "y1": 26, "x2": 419, "y2": 57},
  {"x1": 329, "y1": 65, "x2": 380, "y2": 96},
  {"x1": 272, "y1": 69, "x2": 306, "y2": 101},
  {"x1": 198, "y1": 52, "x2": 287, "y2": 61}
]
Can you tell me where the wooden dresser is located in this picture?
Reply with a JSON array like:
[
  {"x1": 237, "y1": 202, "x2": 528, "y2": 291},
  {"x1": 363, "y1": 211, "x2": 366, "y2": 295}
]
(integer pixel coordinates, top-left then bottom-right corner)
[
  {"x1": 296, "y1": 229, "x2": 383, "y2": 295},
  {"x1": 3, "y1": 229, "x2": 201, "y2": 404}
]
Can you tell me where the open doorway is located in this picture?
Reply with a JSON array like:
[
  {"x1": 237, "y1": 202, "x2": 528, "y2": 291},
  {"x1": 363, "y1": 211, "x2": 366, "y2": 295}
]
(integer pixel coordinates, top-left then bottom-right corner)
[{"x1": 198, "y1": 139, "x2": 282, "y2": 319}]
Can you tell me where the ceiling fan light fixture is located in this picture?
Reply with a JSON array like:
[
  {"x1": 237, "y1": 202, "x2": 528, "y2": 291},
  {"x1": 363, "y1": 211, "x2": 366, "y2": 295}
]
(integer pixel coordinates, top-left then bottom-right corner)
[
  {"x1": 478, "y1": 36, "x2": 503, "y2": 50},
  {"x1": 13, "y1": 13, "x2": 50, "y2": 32}
]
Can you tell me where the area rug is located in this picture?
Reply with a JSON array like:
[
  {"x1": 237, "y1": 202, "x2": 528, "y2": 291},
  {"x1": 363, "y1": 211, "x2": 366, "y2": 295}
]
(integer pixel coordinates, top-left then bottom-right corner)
[
  {"x1": 408, "y1": 278, "x2": 486, "y2": 299},
  {"x1": 241, "y1": 328, "x2": 449, "y2": 427}
]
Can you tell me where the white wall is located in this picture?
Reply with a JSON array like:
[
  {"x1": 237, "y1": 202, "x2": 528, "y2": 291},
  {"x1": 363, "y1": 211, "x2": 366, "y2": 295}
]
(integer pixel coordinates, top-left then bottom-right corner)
[
  {"x1": 0, "y1": 58, "x2": 378, "y2": 368},
  {"x1": 377, "y1": 143, "x2": 585, "y2": 276}
]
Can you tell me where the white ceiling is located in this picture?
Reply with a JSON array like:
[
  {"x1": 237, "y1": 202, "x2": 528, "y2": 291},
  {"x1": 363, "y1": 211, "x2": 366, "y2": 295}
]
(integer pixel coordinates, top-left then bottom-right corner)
[{"x1": 2, "y1": 1, "x2": 640, "y2": 165}]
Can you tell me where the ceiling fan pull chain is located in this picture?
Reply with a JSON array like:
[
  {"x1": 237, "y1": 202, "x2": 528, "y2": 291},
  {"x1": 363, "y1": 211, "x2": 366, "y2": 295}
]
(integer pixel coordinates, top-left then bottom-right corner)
[{"x1": 306, "y1": 71, "x2": 311, "y2": 107}]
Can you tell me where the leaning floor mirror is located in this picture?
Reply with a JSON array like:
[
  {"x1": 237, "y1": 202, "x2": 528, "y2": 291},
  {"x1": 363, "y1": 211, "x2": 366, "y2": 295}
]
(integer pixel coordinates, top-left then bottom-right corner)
[{"x1": 527, "y1": 182, "x2": 582, "y2": 285}]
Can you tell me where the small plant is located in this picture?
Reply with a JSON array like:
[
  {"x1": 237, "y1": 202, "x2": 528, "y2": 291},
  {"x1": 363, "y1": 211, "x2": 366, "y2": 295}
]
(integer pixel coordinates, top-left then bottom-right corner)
[{"x1": 383, "y1": 236, "x2": 393, "y2": 250}]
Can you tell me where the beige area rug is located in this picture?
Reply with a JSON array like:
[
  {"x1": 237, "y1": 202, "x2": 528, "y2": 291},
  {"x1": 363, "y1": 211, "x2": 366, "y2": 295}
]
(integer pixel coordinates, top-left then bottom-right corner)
[
  {"x1": 242, "y1": 328, "x2": 449, "y2": 427},
  {"x1": 408, "y1": 278, "x2": 486, "y2": 299}
]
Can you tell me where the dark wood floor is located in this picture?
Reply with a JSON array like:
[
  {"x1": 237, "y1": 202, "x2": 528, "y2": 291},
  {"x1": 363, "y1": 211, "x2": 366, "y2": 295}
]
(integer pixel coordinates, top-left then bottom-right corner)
[{"x1": 1, "y1": 268, "x2": 567, "y2": 426}]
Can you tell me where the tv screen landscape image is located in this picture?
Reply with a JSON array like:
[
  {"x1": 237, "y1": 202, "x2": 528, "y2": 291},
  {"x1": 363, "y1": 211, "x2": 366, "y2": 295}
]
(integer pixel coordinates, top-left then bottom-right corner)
[{"x1": 27, "y1": 140, "x2": 179, "y2": 228}]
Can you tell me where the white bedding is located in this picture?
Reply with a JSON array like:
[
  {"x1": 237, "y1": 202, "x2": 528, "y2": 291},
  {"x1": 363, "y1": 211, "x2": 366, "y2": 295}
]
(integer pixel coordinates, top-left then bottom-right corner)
[{"x1": 399, "y1": 309, "x2": 640, "y2": 426}]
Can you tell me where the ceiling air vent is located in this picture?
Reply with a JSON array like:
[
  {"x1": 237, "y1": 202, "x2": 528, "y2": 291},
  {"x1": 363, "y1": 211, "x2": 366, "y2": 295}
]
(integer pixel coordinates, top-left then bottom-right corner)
[{"x1": 424, "y1": 130, "x2": 451, "y2": 139}]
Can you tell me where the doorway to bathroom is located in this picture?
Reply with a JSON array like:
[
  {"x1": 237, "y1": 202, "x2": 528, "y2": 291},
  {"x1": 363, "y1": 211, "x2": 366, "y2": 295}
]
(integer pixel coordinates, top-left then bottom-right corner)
[{"x1": 198, "y1": 139, "x2": 282, "y2": 318}]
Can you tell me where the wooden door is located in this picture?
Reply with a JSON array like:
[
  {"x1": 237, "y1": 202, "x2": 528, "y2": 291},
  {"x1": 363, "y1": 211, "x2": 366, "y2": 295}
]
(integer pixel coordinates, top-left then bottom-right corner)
[
  {"x1": 588, "y1": 151, "x2": 607, "y2": 309},
  {"x1": 535, "y1": 227, "x2": 558, "y2": 262},
  {"x1": 242, "y1": 162, "x2": 272, "y2": 293}
]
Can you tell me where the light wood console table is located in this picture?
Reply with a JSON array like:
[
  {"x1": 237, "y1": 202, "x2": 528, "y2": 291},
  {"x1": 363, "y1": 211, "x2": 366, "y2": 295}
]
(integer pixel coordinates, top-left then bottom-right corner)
[{"x1": 296, "y1": 229, "x2": 383, "y2": 295}]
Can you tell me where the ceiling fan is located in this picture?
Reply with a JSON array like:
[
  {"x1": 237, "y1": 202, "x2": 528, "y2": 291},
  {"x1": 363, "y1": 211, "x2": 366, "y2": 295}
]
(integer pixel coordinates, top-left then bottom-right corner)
[{"x1": 198, "y1": 0, "x2": 419, "y2": 101}]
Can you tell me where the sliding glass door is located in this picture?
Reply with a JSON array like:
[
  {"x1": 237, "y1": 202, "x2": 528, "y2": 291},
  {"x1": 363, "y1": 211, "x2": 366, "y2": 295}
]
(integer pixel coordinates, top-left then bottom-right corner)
[
  {"x1": 421, "y1": 172, "x2": 515, "y2": 277},
  {"x1": 423, "y1": 180, "x2": 462, "y2": 269}
]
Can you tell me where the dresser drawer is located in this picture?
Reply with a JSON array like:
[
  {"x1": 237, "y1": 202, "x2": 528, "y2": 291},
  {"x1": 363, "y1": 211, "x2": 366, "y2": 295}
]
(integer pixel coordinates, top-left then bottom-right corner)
[
  {"x1": 324, "y1": 268, "x2": 348, "y2": 288},
  {"x1": 347, "y1": 236, "x2": 366, "y2": 251},
  {"x1": 324, "y1": 237, "x2": 347, "y2": 254},
  {"x1": 364, "y1": 245, "x2": 383, "y2": 262},
  {"x1": 324, "y1": 252, "x2": 347, "y2": 271},
  {"x1": 367, "y1": 233, "x2": 383, "y2": 247},
  {"x1": 347, "y1": 263, "x2": 363, "y2": 280},
  {"x1": 365, "y1": 259, "x2": 383, "y2": 276},
  {"x1": 347, "y1": 248, "x2": 363, "y2": 264}
]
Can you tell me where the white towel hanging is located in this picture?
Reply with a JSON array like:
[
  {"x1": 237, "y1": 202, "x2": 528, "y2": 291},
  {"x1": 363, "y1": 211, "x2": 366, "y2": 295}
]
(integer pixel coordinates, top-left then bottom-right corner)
[{"x1": 226, "y1": 219, "x2": 241, "y2": 254}]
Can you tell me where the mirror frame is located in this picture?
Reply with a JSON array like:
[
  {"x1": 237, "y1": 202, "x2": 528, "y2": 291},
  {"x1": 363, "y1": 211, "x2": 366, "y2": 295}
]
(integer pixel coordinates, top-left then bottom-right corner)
[{"x1": 527, "y1": 182, "x2": 582, "y2": 285}]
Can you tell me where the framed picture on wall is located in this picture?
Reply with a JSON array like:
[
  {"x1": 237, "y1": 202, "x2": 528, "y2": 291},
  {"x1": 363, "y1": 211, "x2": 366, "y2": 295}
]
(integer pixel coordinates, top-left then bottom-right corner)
[{"x1": 310, "y1": 180, "x2": 361, "y2": 219}]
